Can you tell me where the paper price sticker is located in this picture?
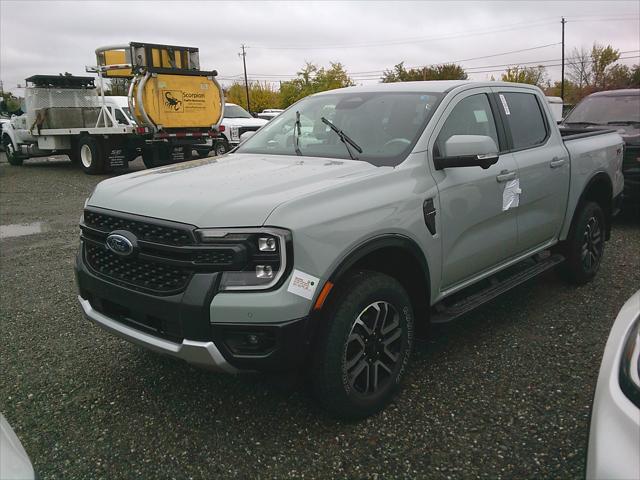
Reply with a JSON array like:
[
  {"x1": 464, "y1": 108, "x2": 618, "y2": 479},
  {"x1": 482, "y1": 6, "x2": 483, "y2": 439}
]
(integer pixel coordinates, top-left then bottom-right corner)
[{"x1": 287, "y1": 269, "x2": 320, "y2": 300}]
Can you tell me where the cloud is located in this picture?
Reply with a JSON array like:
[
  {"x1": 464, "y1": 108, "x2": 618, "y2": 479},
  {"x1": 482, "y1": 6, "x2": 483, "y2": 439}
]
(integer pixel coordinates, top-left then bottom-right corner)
[{"x1": 1, "y1": 0, "x2": 638, "y2": 94}]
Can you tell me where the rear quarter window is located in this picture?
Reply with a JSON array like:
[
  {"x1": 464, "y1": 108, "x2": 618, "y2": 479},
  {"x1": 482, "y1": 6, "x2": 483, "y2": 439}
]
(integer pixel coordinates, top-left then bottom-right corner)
[{"x1": 501, "y1": 92, "x2": 548, "y2": 150}]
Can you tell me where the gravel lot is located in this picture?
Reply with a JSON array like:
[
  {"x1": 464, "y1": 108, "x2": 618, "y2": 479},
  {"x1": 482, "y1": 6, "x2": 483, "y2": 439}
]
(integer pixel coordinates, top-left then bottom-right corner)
[{"x1": 1, "y1": 153, "x2": 639, "y2": 479}]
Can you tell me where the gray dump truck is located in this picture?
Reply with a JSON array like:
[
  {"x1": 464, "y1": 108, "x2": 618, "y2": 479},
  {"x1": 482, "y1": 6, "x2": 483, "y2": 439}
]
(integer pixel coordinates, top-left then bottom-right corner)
[{"x1": 75, "y1": 81, "x2": 624, "y2": 418}]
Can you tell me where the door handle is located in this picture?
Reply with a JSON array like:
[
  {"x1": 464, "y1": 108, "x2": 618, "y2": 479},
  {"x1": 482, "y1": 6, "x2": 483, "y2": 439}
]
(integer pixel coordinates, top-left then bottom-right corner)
[
  {"x1": 496, "y1": 170, "x2": 517, "y2": 182},
  {"x1": 550, "y1": 157, "x2": 566, "y2": 168}
]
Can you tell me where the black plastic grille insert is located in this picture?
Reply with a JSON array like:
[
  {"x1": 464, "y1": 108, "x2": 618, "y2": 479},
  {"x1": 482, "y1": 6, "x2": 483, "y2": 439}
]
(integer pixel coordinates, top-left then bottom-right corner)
[{"x1": 85, "y1": 243, "x2": 191, "y2": 294}]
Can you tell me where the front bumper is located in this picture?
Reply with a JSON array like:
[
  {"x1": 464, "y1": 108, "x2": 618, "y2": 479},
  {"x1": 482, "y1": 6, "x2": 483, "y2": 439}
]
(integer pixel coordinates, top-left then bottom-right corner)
[
  {"x1": 586, "y1": 292, "x2": 640, "y2": 479},
  {"x1": 75, "y1": 247, "x2": 314, "y2": 372},
  {"x1": 78, "y1": 296, "x2": 237, "y2": 373}
]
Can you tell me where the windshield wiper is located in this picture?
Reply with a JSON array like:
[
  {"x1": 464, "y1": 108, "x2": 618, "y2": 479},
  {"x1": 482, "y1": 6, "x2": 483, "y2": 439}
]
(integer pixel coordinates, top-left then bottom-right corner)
[
  {"x1": 564, "y1": 121, "x2": 602, "y2": 126},
  {"x1": 293, "y1": 111, "x2": 302, "y2": 156},
  {"x1": 606, "y1": 120, "x2": 640, "y2": 126},
  {"x1": 321, "y1": 116, "x2": 362, "y2": 160}
]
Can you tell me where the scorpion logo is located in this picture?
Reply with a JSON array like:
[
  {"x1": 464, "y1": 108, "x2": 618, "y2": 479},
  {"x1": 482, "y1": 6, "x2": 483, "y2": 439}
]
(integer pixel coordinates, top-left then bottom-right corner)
[{"x1": 164, "y1": 91, "x2": 182, "y2": 111}]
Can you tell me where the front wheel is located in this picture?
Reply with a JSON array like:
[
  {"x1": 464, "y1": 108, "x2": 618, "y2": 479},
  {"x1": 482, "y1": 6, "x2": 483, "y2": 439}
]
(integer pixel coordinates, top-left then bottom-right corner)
[
  {"x1": 311, "y1": 271, "x2": 414, "y2": 419},
  {"x1": 2, "y1": 135, "x2": 23, "y2": 166},
  {"x1": 559, "y1": 201, "x2": 606, "y2": 285}
]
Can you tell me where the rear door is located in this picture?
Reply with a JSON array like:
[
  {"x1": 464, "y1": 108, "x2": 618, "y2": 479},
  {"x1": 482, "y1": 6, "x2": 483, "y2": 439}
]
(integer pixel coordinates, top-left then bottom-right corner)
[
  {"x1": 428, "y1": 88, "x2": 520, "y2": 289},
  {"x1": 492, "y1": 88, "x2": 570, "y2": 251}
]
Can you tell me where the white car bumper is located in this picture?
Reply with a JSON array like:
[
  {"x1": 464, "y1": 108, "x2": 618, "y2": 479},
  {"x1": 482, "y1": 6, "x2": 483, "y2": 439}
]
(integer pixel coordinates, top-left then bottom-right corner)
[{"x1": 586, "y1": 290, "x2": 640, "y2": 480}]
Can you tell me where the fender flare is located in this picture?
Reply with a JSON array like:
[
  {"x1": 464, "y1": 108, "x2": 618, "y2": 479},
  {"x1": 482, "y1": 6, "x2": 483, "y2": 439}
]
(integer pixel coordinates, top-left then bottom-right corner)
[
  {"x1": 567, "y1": 171, "x2": 614, "y2": 240},
  {"x1": 327, "y1": 234, "x2": 431, "y2": 295}
]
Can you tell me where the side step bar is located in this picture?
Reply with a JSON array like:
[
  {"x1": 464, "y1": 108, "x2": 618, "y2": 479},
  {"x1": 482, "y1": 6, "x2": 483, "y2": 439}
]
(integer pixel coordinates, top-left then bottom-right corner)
[{"x1": 431, "y1": 253, "x2": 565, "y2": 324}]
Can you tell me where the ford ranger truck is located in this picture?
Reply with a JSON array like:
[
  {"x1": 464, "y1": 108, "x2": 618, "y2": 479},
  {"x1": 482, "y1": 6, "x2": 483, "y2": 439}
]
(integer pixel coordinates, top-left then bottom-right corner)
[{"x1": 76, "y1": 81, "x2": 624, "y2": 419}]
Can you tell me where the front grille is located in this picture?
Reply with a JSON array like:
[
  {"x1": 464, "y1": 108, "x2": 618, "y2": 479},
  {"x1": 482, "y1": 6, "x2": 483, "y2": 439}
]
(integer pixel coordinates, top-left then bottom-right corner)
[
  {"x1": 85, "y1": 242, "x2": 192, "y2": 294},
  {"x1": 81, "y1": 208, "x2": 253, "y2": 295},
  {"x1": 84, "y1": 210, "x2": 194, "y2": 246}
]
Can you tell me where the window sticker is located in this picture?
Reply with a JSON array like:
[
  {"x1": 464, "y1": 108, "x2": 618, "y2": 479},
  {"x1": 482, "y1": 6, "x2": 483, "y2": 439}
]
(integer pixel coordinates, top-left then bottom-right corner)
[
  {"x1": 499, "y1": 94, "x2": 511, "y2": 115},
  {"x1": 287, "y1": 269, "x2": 320, "y2": 300},
  {"x1": 474, "y1": 110, "x2": 489, "y2": 123},
  {"x1": 502, "y1": 179, "x2": 521, "y2": 211}
]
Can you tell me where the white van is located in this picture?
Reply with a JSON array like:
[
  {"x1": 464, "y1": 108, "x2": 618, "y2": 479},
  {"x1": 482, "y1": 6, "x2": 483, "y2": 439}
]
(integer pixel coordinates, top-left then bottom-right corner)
[
  {"x1": 103, "y1": 96, "x2": 136, "y2": 126},
  {"x1": 546, "y1": 96, "x2": 564, "y2": 123}
]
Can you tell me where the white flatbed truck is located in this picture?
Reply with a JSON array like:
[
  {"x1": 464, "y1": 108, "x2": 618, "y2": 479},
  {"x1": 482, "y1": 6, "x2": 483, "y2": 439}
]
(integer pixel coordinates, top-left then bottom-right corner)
[{"x1": 2, "y1": 42, "x2": 225, "y2": 174}]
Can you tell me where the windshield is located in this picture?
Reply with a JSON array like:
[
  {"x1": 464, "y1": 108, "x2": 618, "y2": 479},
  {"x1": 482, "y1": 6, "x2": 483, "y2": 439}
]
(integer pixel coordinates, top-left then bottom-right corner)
[
  {"x1": 565, "y1": 94, "x2": 640, "y2": 125},
  {"x1": 236, "y1": 91, "x2": 442, "y2": 166},
  {"x1": 224, "y1": 104, "x2": 253, "y2": 119}
]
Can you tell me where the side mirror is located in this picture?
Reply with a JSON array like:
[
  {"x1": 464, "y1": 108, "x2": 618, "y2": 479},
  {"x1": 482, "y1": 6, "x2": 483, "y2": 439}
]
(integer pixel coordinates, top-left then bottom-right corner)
[
  {"x1": 434, "y1": 135, "x2": 499, "y2": 170},
  {"x1": 239, "y1": 131, "x2": 256, "y2": 143}
]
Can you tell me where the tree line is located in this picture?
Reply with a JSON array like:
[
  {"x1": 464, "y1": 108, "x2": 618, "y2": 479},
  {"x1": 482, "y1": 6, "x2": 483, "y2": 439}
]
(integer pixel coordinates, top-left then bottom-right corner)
[{"x1": 226, "y1": 42, "x2": 638, "y2": 111}]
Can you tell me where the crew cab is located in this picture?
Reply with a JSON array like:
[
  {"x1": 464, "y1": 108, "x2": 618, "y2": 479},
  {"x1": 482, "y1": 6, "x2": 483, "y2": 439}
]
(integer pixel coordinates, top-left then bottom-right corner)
[{"x1": 76, "y1": 81, "x2": 624, "y2": 419}]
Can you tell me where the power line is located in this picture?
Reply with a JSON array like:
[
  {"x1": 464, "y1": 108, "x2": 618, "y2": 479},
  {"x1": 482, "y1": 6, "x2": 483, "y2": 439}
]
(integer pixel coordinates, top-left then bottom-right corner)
[
  {"x1": 223, "y1": 43, "x2": 567, "y2": 79},
  {"x1": 225, "y1": 50, "x2": 640, "y2": 82},
  {"x1": 219, "y1": 53, "x2": 640, "y2": 83},
  {"x1": 249, "y1": 18, "x2": 558, "y2": 50}
]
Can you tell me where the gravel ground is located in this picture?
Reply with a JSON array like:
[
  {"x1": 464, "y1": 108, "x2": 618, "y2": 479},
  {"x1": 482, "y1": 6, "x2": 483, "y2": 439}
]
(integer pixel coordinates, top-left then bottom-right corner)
[{"x1": 1, "y1": 153, "x2": 639, "y2": 479}]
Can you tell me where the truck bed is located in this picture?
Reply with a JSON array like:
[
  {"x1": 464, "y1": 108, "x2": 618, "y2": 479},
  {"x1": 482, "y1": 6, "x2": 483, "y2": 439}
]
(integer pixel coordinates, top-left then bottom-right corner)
[{"x1": 560, "y1": 126, "x2": 617, "y2": 141}]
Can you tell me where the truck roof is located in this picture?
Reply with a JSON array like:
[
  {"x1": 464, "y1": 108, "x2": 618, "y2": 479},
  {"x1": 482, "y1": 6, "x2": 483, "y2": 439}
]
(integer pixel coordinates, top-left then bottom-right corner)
[
  {"x1": 588, "y1": 88, "x2": 640, "y2": 97},
  {"x1": 25, "y1": 75, "x2": 95, "y2": 89},
  {"x1": 313, "y1": 80, "x2": 541, "y2": 95}
]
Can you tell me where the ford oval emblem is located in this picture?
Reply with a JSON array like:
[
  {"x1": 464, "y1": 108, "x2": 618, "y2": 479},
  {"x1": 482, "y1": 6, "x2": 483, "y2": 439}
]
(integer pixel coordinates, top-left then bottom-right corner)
[{"x1": 106, "y1": 233, "x2": 134, "y2": 256}]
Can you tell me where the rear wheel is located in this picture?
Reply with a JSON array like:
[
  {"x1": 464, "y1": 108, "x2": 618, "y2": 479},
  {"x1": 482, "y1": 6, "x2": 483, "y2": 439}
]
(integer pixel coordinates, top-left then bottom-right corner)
[
  {"x1": 311, "y1": 271, "x2": 414, "y2": 419},
  {"x1": 213, "y1": 139, "x2": 230, "y2": 156},
  {"x1": 3, "y1": 134, "x2": 23, "y2": 166},
  {"x1": 560, "y1": 201, "x2": 605, "y2": 285},
  {"x1": 78, "y1": 136, "x2": 104, "y2": 174}
]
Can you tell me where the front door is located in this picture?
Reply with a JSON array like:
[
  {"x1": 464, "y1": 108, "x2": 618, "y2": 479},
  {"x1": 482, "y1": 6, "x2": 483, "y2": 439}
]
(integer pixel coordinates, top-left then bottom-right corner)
[{"x1": 429, "y1": 89, "x2": 520, "y2": 289}]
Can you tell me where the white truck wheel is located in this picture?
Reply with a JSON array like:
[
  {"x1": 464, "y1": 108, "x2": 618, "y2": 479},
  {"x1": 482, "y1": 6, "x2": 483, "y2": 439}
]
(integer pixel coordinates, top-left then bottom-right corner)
[{"x1": 77, "y1": 136, "x2": 105, "y2": 175}]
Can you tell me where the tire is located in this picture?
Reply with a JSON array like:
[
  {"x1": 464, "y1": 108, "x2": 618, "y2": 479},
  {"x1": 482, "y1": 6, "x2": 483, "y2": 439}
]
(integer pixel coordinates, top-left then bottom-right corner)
[
  {"x1": 2, "y1": 134, "x2": 23, "y2": 166},
  {"x1": 77, "y1": 136, "x2": 104, "y2": 174},
  {"x1": 311, "y1": 271, "x2": 414, "y2": 419},
  {"x1": 560, "y1": 201, "x2": 606, "y2": 285},
  {"x1": 213, "y1": 139, "x2": 229, "y2": 156}
]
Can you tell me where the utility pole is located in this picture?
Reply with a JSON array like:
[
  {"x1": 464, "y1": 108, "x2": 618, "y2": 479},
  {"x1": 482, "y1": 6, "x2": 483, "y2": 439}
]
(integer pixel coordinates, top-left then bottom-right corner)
[
  {"x1": 561, "y1": 17, "x2": 566, "y2": 99},
  {"x1": 239, "y1": 44, "x2": 251, "y2": 113}
]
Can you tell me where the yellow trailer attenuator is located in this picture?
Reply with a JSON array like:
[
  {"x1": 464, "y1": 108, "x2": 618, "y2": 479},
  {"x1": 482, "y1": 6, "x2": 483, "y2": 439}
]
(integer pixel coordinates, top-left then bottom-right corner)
[
  {"x1": 133, "y1": 74, "x2": 223, "y2": 129},
  {"x1": 94, "y1": 42, "x2": 224, "y2": 131}
]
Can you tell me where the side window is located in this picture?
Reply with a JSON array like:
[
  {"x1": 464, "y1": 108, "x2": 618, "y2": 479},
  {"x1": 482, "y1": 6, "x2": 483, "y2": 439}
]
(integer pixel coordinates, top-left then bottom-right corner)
[
  {"x1": 114, "y1": 109, "x2": 129, "y2": 125},
  {"x1": 500, "y1": 92, "x2": 548, "y2": 149},
  {"x1": 435, "y1": 94, "x2": 499, "y2": 157}
]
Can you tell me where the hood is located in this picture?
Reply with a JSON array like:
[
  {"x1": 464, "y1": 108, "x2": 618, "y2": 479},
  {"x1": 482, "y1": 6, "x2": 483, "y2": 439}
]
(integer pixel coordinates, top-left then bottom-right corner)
[
  {"x1": 88, "y1": 154, "x2": 380, "y2": 227},
  {"x1": 222, "y1": 117, "x2": 268, "y2": 127}
]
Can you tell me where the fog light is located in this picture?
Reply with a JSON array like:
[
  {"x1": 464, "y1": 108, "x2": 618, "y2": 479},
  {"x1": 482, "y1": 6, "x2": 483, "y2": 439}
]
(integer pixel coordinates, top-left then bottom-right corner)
[
  {"x1": 256, "y1": 265, "x2": 273, "y2": 278},
  {"x1": 258, "y1": 237, "x2": 277, "y2": 252}
]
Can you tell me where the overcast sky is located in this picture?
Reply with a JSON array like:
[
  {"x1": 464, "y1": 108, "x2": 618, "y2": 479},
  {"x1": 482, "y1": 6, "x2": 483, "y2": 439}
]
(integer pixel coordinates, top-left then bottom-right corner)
[{"x1": 1, "y1": 0, "x2": 638, "y2": 95}]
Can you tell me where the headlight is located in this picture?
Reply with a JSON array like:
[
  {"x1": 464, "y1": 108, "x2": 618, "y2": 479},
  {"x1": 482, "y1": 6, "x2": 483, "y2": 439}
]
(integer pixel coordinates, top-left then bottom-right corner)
[
  {"x1": 195, "y1": 227, "x2": 290, "y2": 291},
  {"x1": 619, "y1": 316, "x2": 640, "y2": 408}
]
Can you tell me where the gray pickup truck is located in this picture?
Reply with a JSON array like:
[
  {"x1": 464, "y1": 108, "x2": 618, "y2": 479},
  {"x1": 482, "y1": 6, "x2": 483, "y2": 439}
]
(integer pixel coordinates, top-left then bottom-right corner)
[{"x1": 76, "y1": 81, "x2": 624, "y2": 418}]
